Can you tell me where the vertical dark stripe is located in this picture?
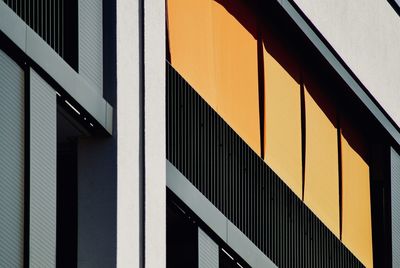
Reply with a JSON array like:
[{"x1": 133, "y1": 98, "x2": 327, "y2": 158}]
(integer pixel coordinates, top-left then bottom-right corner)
[
  {"x1": 257, "y1": 29, "x2": 265, "y2": 159},
  {"x1": 337, "y1": 110, "x2": 343, "y2": 240},
  {"x1": 23, "y1": 64, "x2": 30, "y2": 268},
  {"x1": 139, "y1": 0, "x2": 145, "y2": 266},
  {"x1": 165, "y1": 0, "x2": 171, "y2": 63},
  {"x1": 300, "y1": 77, "x2": 306, "y2": 201}
]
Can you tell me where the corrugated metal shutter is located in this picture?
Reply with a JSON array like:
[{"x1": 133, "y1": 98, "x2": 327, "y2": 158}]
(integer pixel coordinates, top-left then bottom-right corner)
[
  {"x1": 0, "y1": 49, "x2": 25, "y2": 267},
  {"x1": 30, "y1": 69, "x2": 57, "y2": 268},
  {"x1": 392, "y1": 147, "x2": 400, "y2": 267},
  {"x1": 198, "y1": 228, "x2": 219, "y2": 268},
  {"x1": 79, "y1": 0, "x2": 103, "y2": 93}
]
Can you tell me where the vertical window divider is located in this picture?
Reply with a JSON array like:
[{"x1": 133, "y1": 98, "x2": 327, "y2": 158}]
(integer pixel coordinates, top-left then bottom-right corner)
[
  {"x1": 337, "y1": 102, "x2": 343, "y2": 240},
  {"x1": 300, "y1": 74, "x2": 306, "y2": 202},
  {"x1": 256, "y1": 26, "x2": 265, "y2": 160}
]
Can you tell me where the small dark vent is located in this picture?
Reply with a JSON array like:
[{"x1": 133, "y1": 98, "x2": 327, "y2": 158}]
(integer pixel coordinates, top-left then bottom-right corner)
[
  {"x1": 166, "y1": 62, "x2": 364, "y2": 268},
  {"x1": 2, "y1": 0, "x2": 78, "y2": 70}
]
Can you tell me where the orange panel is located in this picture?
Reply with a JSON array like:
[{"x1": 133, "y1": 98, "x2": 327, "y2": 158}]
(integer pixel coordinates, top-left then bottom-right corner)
[
  {"x1": 303, "y1": 84, "x2": 340, "y2": 237},
  {"x1": 263, "y1": 44, "x2": 302, "y2": 198},
  {"x1": 211, "y1": 0, "x2": 260, "y2": 155},
  {"x1": 167, "y1": 0, "x2": 217, "y2": 109},
  {"x1": 341, "y1": 119, "x2": 373, "y2": 268}
]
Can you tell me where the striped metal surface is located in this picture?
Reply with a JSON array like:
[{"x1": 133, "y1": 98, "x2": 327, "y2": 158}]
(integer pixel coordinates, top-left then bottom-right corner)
[
  {"x1": 79, "y1": 0, "x2": 103, "y2": 92},
  {"x1": 2, "y1": 0, "x2": 65, "y2": 60},
  {"x1": 198, "y1": 228, "x2": 219, "y2": 268},
  {"x1": 30, "y1": 69, "x2": 57, "y2": 268},
  {"x1": 166, "y1": 62, "x2": 364, "y2": 268},
  {"x1": 391, "y1": 147, "x2": 400, "y2": 267},
  {"x1": 0, "y1": 49, "x2": 25, "y2": 268}
]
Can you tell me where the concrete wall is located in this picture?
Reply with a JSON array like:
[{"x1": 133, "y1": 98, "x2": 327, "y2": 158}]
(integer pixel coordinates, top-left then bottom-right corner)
[
  {"x1": 116, "y1": 0, "x2": 140, "y2": 266},
  {"x1": 292, "y1": 0, "x2": 400, "y2": 128},
  {"x1": 144, "y1": 0, "x2": 166, "y2": 267},
  {"x1": 117, "y1": 0, "x2": 165, "y2": 266}
]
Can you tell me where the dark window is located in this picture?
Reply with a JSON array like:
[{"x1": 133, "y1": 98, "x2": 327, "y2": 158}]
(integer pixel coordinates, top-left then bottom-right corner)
[
  {"x1": 56, "y1": 111, "x2": 79, "y2": 268},
  {"x1": 167, "y1": 200, "x2": 198, "y2": 268}
]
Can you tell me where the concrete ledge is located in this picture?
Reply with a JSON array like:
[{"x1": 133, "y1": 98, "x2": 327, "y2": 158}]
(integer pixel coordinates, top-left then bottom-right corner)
[
  {"x1": 0, "y1": 2, "x2": 113, "y2": 134},
  {"x1": 0, "y1": 1, "x2": 25, "y2": 51},
  {"x1": 166, "y1": 160, "x2": 277, "y2": 268}
]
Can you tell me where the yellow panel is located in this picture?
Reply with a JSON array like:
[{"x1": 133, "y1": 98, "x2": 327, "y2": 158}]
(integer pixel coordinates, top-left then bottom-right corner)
[
  {"x1": 341, "y1": 121, "x2": 373, "y2": 268},
  {"x1": 211, "y1": 0, "x2": 260, "y2": 155},
  {"x1": 263, "y1": 45, "x2": 302, "y2": 198},
  {"x1": 303, "y1": 85, "x2": 340, "y2": 237},
  {"x1": 167, "y1": 0, "x2": 217, "y2": 109}
]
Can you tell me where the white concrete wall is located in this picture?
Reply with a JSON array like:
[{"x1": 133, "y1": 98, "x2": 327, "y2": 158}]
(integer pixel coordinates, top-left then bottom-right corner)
[
  {"x1": 292, "y1": 0, "x2": 400, "y2": 128},
  {"x1": 144, "y1": 0, "x2": 166, "y2": 266},
  {"x1": 116, "y1": 0, "x2": 169, "y2": 265},
  {"x1": 116, "y1": 0, "x2": 140, "y2": 267}
]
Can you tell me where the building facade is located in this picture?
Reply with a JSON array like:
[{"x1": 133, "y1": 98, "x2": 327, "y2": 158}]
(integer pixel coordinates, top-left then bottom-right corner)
[{"x1": 1, "y1": 0, "x2": 400, "y2": 267}]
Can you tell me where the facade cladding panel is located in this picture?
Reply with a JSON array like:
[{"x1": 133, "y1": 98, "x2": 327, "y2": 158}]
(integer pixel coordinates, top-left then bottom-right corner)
[
  {"x1": 79, "y1": 0, "x2": 103, "y2": 92},
  {"x1": 30, "y1": 70, "x2": 57, "y2": 267},
  {"x1": 0, "y1": 49, "x2": 25, "y2": 267},
  {"x1": 198, "y1": 228, "x2": 219, "y2": 268},
  {"x1": 392, "y1": 147, "x2": 400, "y2": 268}
]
